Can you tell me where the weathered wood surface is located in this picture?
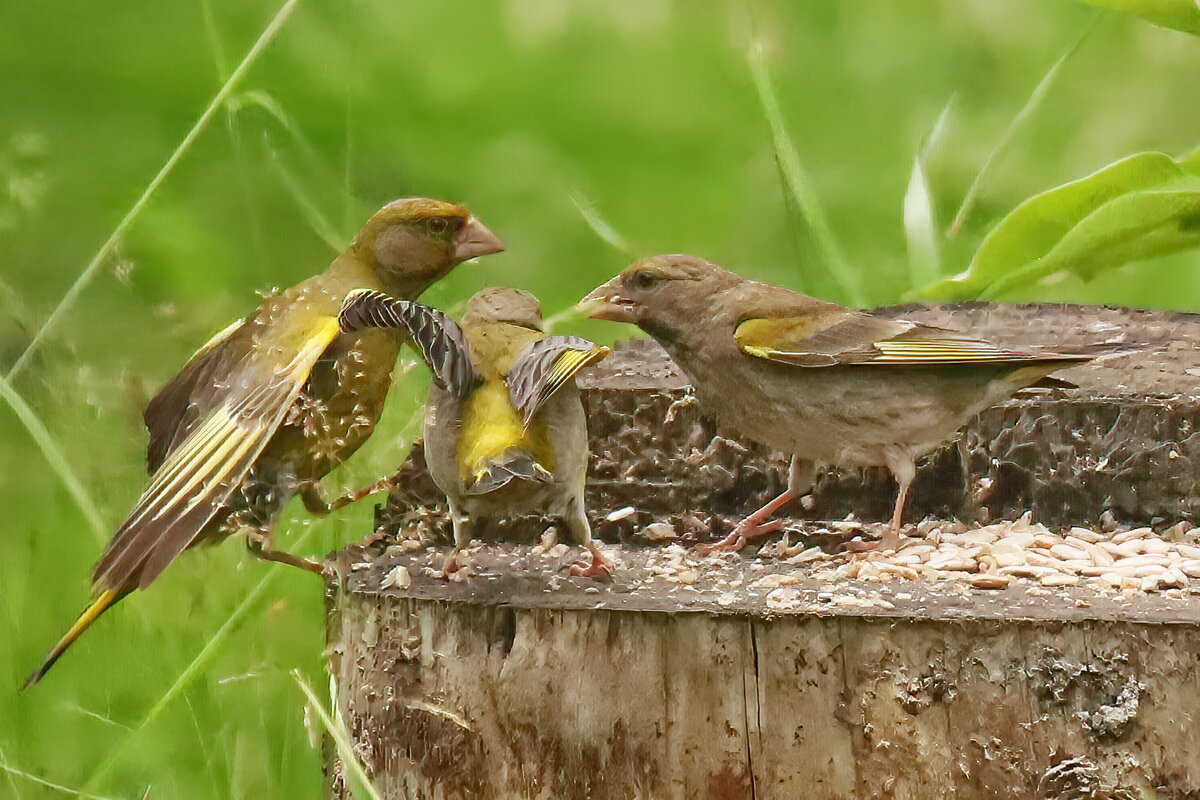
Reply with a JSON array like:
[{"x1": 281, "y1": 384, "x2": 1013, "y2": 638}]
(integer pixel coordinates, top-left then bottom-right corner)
[
  {"x1": 326, "y1": 543, "x2": 1200, "y2": 800},
  {"x1": 324, "y1": 303, "x2": 1200, "y2": 799}
]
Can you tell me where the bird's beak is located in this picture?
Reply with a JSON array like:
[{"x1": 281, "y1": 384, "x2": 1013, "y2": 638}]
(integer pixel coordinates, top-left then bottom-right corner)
[
  {"x1": 578, "y1": 280, "x2": 639, "y2": 323},
  {"x1": 453, "y1": 217, "x2": 506, "y2": 262}
]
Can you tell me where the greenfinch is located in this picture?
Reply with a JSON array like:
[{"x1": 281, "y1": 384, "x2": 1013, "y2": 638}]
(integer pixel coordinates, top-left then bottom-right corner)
[
  {"x1": 25, "y1": 198, "x2": 504, "y2": 687},
  {"x1": 582, "y1": 255, "x2": 1120, "y2": 554},
  {"x1": 338, "y1": 287, "x2": 613, "y2": 578}
]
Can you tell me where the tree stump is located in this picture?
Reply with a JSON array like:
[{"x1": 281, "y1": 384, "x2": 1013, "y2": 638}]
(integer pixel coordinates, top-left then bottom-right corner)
[{"x1": 324, "y1": 303, "x2": 1200, "y2": 800}]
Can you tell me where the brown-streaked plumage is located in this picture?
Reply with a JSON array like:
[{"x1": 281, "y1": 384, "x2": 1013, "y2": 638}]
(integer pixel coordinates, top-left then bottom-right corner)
[
  {"x1": 338, "y1": 287, "x2": 612, "y2": 578},
  {"x1": 582, "y1": 255, "x2": 1127, "y2": 554},
  {"x1": 25, "y1": 198, "x2": 504, "y2": 688}
]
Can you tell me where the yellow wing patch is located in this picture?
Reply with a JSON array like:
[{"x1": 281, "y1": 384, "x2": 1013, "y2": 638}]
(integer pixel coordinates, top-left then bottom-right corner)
[
  {"x1": 533, "y1": 346, "x2": 610, "y2": 417},
  {"x1": 733, "y1": 317, "x2": 847, "y2": 366},
  {"x1": 734, "y1": 317, "x2": 826, "y2": 348},
  {"x1": 508, "y1": 339, "x2": 610, "y2": 428}
]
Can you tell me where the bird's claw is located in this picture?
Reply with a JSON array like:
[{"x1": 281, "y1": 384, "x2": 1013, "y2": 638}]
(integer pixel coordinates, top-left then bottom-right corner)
[
  {"x1": 569, "y1": 554, "x2": 614, "y2": 580},
  {"x1": 695, "y1": 518, "x2": 784, "y2": 556},
  {"x1": 421, "y1": 554, "x2": 464, "y2": 581},
  {"x1": 842, "y1": 528, "x2": 903, "y2": 554}
]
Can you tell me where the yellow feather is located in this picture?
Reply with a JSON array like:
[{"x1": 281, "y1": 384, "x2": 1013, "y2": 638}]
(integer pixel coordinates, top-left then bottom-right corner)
[
  {"x1": 458, "y1": 378, "x2": 558, "y2": 483},
  {"x1": 735, "y1": 317, "x2": 826, "y2": 350},
  {"x1": 128, "y1": 316, "x2": 342, "y2": 529},
  {"x1": 459, "y1": 380, "x2": 527, "y2": 482}
]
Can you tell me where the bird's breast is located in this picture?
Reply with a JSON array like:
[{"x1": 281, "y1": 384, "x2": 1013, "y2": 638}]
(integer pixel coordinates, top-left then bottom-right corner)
[{"x1": 262, "y1": 328, "x2": 404, "y2": 481}]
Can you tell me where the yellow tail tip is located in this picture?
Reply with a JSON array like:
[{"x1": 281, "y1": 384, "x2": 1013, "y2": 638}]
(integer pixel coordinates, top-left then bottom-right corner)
[{"x1": 22, "y1": 589, "x2": 120, "y2": 690}]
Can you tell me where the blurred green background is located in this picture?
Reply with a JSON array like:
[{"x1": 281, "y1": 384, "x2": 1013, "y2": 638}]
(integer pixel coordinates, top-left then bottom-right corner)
[{"x1": 1, "y1": 1, "x2": 1197, "y2": 797}]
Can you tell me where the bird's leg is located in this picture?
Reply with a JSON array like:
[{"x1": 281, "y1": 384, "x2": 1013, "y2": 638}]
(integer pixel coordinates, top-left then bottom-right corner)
[
  {"x1": 846, "y1": 455, "x2": 913, "y2": 553},
  {"x1": 428, "y1": 504, "x2": 470, "y2": 580},
  {"x1": 245, "y1": 528, "x2": 324, "y2": 575},
  {"x1": 297, "y1": 477, "x2": 394, "y2": 516},
  {"x1": 296, "y1": 481, "x2": 332, "y2": 515},
  {"x1": 696, "y1": 457, "x2": 814, "y2": 555},
  {"x1": 881, "y1": 479, "x2": 910, "y2": 552},
  {"x1": 565, "y1": 493, "x2": 613, "y2": 579},
  {"x1": 881, "y1": 454, "x2": 916, "y2": 552}
]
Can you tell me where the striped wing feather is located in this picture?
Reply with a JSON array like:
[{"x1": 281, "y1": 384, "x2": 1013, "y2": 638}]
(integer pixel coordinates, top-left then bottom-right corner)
[
  {"x1": 338, "y1": 289, "x2": 477, "y2": 397},
  {"x1": 94, "y1": 316, "x2": 341, "y2": 591},
  {"x1": 735, "y1": 314, "x2": 1085, "y2": 367},
  {"x1": 143, "y1": 317, "x2": 249, "y2": 473},
  {"x1": 507, "y1": 336, "x2": 610, "y2": 428}
]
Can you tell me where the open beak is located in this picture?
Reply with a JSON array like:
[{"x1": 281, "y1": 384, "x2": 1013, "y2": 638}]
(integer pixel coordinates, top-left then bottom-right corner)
[
  {"x1": 453, "y1": 217, "x2": 506, "y2": 262},
  {"x1": 578, "y1": 280, "x2": 640, "y2": 324}
]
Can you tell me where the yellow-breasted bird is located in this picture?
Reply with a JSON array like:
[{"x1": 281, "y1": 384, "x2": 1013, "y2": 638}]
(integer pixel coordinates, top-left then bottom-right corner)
[
  {"x1": 24, "y1": 198, "x2": 504, "y2": 687},
  {"x1": 582, "y1": 255, "x2": 1127, "y2": 554},
  {"x1": 338, "y1": 287, "x2": 613, "y2": 577}
]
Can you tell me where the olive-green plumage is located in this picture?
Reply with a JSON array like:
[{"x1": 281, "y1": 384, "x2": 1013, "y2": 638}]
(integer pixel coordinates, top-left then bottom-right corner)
[
  {"x1": 339, "y1": 287, "x2": 612, "y2": 577},
  {"x1": 25, "y1": 198, "x2": 504, "y2": 687},
  {"x1": 583, "y1": 255, "x2": 1125, "y2": 553}
]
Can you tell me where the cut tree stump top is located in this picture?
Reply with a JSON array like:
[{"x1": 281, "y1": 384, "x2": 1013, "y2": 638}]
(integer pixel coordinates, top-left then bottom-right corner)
[{"x1": 330, "y1": 538, "x2": 1200, "y2": 625}]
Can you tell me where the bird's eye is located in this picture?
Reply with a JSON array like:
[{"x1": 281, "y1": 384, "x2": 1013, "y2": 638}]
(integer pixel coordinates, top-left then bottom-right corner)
[
  {"x1": 424, "y1": 217, "x2": 457, "y2": 236},
  {"x1": 630, "y1": 270, "x2": 658, "y2": 290}
]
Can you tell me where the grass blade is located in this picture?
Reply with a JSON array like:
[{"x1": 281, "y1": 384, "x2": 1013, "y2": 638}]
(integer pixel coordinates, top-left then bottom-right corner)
[
  {"x1": 7, "y1": 0, "x2": 302, "y2": 379},
  {"x1": 267, "y1": 143, "x2": 348, "y2": 252},
  {"x1": 946, "y1": 13, "x2": 1101, "y2": 237},
  {"x1": 81, "y1": 527, "x2": 315, "y2": 795},
  {"x1": 746, "y1": 40, "x2": 863, "y2": 307},
  {"x1": 0, "y1": 761, "x2": 120, "y2": 800},
  {"x1": 0, "y1": 372, "x2": 106, "y2": 543},
  {"x1": 904, "y1": 155, "x2": 940, "y2": 288},
  {"x1": 293, "y1": 670, "x2": 383, "y2": 800},
  {"x1": 904, "y1": 97, "x2": 956, "y2": 287},
  {"x1": 570, "y1": 192, "x2": 637, "y2": 257}
]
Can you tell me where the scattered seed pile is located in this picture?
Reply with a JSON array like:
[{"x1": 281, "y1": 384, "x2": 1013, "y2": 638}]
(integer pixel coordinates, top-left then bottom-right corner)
[
  {"x1": 349, "y1": 504, "x2": 1200, "y2": 618},
  {"x1": 638, "y1": 514, "x2": 1200, "y2": 599}
]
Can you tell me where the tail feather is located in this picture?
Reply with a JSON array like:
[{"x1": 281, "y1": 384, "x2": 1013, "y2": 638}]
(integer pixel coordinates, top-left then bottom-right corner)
[
  {"x1": 465, "y1": 451, "x2": 552, "y2": 496},
  {"x1": 23, "y1": 589, "x2": 122, "y2": 690},
  {"x1": 1007, "y1": 342, "x2": 1150, "y2": 388}
]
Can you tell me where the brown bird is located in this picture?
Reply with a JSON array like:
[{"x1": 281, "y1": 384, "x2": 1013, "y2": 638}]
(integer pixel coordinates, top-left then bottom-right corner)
[
  {"x1": 338, "y1": 287, "x2": 612, "y2": 578},
  {"x1": 25, "y1": 198, "x2": 504, "y2": 687},
  {"x1": 582, "y1": 255, "x2": 1120, "y2": 554}
]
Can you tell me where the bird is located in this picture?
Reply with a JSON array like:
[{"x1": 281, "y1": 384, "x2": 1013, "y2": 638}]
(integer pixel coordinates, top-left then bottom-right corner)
[
  {"x1": 337, "y1": 286, "x2": 613, "y2": 578},
  {"x1": 581, "y1": 254, "x2": 1125, "y2": 555},
  {"x1": 24, "y1": 198, "x2": 505, "y2": 687}
]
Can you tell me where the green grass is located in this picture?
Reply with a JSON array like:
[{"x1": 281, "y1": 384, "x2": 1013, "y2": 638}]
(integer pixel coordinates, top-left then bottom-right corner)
[{"x1": 2, "y1": 1, "x2": 1200, "y2": 797}]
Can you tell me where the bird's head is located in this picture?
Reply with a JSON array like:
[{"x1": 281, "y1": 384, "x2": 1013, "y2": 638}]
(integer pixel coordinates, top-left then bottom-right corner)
[
  {"x1": 579, "y1": 254, "x2": 740, "y2": 340},
  {"x1": 351, "y1": 198, "x2": 505, "y2": 292},
  {"x1": 463, "y1": 287, "x2": 543, "y2": 330}
]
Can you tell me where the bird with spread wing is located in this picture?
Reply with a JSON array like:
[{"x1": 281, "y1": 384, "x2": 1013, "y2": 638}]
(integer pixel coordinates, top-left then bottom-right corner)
[
  {"x1": 582, "y1": 255, "x2": 1130, "y2": 554},
  {"x1": 25, "y1": 198, "x2": 504, "y2": 687},
  {"x1": 338, "y1": 287, "x2": 612, "y2": 578}
]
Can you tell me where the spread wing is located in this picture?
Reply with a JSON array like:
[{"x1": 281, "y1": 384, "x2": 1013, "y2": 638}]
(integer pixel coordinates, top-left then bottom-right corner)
[
  {"x1": 94, "y1": 310, "x2": 343, "y2": 591},
  {"x1": 144, "y1": 317, "x2": 248, "y2": 473},
  {"x1": 338, "y1": 289, "x2": 478, "y2": 397},
  {"x1": 734, "y1": 313, "x2": 1072, "y2": 368},
  {"x1": 507, "y1": 336, "x2": 610, "y2": 428}
]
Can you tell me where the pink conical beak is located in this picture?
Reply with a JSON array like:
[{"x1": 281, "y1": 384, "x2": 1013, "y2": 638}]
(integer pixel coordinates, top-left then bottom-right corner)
[
  {"x1": 578, "y1": 278, "x2": 639, "y2": 323},
  {"x1": 453, "y1": 217, "x2": 506, "y2": 262}
]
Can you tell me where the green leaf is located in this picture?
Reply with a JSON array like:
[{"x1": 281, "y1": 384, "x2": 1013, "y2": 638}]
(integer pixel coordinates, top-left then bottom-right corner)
[
  {"x1": 1077, "y1": 0, "x2": 1200, "y2": 36},
  {"x1": 917, "y1": 152, "x2": 1200, "y2": 300}
]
